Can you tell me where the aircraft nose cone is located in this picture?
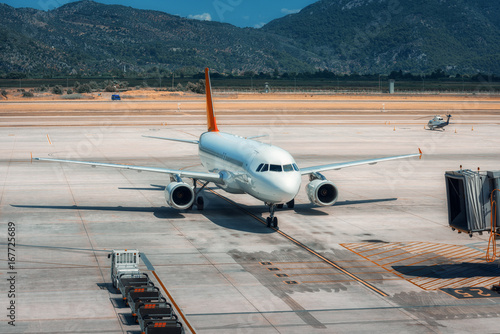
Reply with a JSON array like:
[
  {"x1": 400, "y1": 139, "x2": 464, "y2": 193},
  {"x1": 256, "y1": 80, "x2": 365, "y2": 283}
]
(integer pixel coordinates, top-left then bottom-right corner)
[{"x1": 269, "y1": 173, "x2": 301, "y2": 203}]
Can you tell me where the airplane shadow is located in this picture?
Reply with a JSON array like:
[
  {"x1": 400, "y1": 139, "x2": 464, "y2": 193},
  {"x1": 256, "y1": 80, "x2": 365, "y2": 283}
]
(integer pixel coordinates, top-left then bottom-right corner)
[
  {"x1": 393, "y1": 263, "x2": 500, "y2": 279},
  {"x1": 10, "y1": 202, "x2": 273, "y2": 233},
  {"x1": 10, "y1": 204, "x2": 184, "y2": 219},
  {"x1": 291, "y1": 198, "x2": 397, "y2": 216},
  {"x1": 118, "y1": 184, "x2": 165, "y2": 191},
  {"x1": 11, "y1": 194, "x2": 398, "y2": 233},
  {"x1": 334, "y1": 198, "x2": 398, "y2": 206},
  {"x1": 291, "y1": 204, "x2": 329, "y2": 216}
]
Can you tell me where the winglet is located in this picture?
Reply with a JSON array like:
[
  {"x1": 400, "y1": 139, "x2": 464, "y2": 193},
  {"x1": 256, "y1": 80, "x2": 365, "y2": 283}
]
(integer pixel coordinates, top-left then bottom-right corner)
[
  {"x1": 418, "y1": 147, "x2": 423, "y2": 159},
  {"x1": 205, "y1": 68, "x2": 219, "y2": 132}
]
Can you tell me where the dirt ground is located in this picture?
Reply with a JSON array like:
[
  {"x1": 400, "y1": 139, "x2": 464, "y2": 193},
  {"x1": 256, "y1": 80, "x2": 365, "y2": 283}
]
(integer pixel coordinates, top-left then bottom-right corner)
[{"x1": 1, "y1": 88, "x2": 500, "y2": 117}]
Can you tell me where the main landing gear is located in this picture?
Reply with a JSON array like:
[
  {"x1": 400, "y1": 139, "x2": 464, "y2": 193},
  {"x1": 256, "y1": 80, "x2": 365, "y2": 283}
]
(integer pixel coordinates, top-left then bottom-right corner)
[
  {"x1": 266, "y1": 203, "x2": 278, "y2": 229},
  {"x1": 192, "y1": 179, "x2": 209, "y2": 210}
]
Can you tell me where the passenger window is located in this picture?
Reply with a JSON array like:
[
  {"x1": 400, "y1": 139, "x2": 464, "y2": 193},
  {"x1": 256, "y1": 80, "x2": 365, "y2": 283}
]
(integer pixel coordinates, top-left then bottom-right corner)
[
  {"x1": 261, "y1": 164, "x2": 269, "y2": 172},
  {"x1": 293, "y1": 163, "x2": 299, "y2": 171},
  {"x1": 256, "y1": 163, "x2": 264, "y2": 172},
  {"x1": 283, "y1": 164, "x2": 293, "y2": 172},
  {"x1": 269, "y1": 164, "x2": 282, "y2": 172}
]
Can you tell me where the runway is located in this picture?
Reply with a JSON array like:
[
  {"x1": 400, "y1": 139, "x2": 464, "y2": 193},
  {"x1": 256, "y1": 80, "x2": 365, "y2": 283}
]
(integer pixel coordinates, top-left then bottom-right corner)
[{"x1": 1, "y1": 96, "x2": 500, "y2": 333}]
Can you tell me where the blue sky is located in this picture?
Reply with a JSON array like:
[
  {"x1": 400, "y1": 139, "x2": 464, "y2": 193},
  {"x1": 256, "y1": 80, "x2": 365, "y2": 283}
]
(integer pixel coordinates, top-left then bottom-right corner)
[{"x1": 1, "y1": 0, "x2": 317, "y2": 28}]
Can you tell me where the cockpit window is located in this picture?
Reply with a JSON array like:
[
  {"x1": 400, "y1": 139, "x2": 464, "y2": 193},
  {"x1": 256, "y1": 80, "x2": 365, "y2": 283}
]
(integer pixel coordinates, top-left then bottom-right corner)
[
  {"x1": 257, "y1": 163, "x2": 298, "y2": 172},
  {"x1": 269, "y1": 164, "x2": 282, "y2": 172}
]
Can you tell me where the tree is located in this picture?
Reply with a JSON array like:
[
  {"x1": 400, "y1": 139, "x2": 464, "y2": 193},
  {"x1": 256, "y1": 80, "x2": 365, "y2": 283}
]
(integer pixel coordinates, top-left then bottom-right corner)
[
  {"x1": 429, "y1": 69, "x2": 446, "y2": 79},
  {"x1": 38, "y1": 85, "x2": 49, "y2": 92},
  {"x1": 185, "y1": 80, "x2": 205, "y2": 94},
  {"x1": 51, "y1": 85, "x2": 63, "y2": 95},
  {"x1": 76, "y1": 83, "x2": 92, "y2": 93},
  {"x1": 105, "y1": 85, "x2": 117, "y2": 92},
  {"x1": 6, "y1": 72, "x2": 26, "y2": 79}
]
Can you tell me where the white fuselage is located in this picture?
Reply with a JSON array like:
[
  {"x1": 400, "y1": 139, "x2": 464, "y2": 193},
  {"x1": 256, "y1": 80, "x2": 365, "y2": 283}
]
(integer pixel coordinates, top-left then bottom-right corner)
[{"x1": 198, "y1": 132, "x2": 301, "y2": 204}]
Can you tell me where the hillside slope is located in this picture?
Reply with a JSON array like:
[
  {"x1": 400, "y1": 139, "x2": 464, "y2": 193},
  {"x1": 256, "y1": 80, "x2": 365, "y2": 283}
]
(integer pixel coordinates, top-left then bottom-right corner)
[
  {"x1": 1, "y1": 0, "x2": 499, "y2": 75},
  {"x1": 262, "y1": 0, "x2": 500, "y2": 74},
  {"x1": 0, "y1": 1, "x2": 319, "y2": 75}
]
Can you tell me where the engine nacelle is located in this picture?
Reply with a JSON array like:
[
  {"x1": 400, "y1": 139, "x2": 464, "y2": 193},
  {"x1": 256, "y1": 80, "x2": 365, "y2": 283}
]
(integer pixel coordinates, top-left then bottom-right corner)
[
  {"x1": 306, "y1": 179, "x2": 339, "y2": 206},
  {"x1": 165, "y1": 182, "x2": 194, "y2": 210}
]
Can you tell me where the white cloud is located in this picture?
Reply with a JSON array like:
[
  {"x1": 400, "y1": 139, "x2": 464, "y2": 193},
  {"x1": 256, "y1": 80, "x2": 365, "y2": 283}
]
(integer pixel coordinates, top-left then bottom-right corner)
[
  {"x1": 254, "y1": 22, "x2": 266, "y2": 28},
  {"x1": 188, "y1": 13, "x2": 212, "y2": 21},
  {"x1": 281, "y1": 8, "x2": 300, "y2": 15}
]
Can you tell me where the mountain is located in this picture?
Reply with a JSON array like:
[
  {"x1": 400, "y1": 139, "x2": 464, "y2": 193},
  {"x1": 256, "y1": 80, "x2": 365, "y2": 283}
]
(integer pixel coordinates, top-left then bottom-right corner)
[
  {"x1": 262, "y1": 0, "x2": 500, "y2": 74},
  {"x1": 0, "y1": 0, "x2": 319, "y2": 75},
  {"x1": 1, "y1": 0, "x2": 499, "y2": 76}
]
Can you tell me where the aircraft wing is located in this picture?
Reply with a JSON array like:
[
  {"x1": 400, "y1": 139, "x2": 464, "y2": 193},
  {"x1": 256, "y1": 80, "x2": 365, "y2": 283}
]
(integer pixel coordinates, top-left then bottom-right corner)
[
  {"x1": 300, "y1": 149, "x2": 422, "y2": 175},
  {"x1": 34, "y1": 157, "x2": 223, "y2": 184}
]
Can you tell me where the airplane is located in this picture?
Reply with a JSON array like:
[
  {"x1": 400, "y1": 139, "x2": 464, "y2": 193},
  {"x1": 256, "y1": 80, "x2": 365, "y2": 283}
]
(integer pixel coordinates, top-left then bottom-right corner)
[
  {"x1": 427, "y1": 114, "x2": 452, "y2": 130},
  {"x1": 35, "y1": 68, "x2": 422, "y2": 229}
]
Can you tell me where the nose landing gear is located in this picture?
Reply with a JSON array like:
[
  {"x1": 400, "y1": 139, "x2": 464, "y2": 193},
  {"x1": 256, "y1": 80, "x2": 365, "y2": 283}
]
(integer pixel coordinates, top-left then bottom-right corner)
[{"x1": 266, "y1": 203, "x2": 278, "y2": 229}]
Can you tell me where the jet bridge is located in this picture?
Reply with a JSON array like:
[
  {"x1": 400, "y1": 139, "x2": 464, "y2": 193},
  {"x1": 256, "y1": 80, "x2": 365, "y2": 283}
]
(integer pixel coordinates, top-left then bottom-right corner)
[{"x1": 445, "y1": 169, "x2": 500, "y2": 261}]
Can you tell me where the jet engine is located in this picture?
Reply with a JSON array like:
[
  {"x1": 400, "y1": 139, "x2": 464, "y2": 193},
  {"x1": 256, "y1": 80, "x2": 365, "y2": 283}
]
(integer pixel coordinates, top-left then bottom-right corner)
[
  {"x1": 165, "y1": 182, "x2": 194, "y2": 210},
  {"x1": 306, "y1": 179, "x2": 339, "y2": 206}
]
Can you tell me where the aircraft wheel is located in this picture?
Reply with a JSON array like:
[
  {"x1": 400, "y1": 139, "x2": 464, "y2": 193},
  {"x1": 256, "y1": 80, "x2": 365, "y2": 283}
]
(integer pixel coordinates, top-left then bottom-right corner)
[
  {"x1": 286, "y1": 199, "x2": 295, "y2": 209},
  {"x1": 266, "y1": 217, "x2": 272, "y2": 227},
  {"x1": 272, "y1": 217, "x2": 278, "y2": 228},
  {"x1": 196, "y1": 196, "x2": 204, "y2": 210}
]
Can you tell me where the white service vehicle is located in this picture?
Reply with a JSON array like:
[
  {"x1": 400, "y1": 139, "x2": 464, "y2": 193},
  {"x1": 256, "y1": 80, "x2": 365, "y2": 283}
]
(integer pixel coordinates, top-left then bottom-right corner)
[{"x1": 108, "y1": 249, "x2": 142, "y2": 289}]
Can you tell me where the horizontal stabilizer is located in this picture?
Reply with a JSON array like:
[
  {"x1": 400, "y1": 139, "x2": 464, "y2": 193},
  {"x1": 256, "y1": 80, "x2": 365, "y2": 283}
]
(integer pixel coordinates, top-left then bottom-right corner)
[
  {"x1": 142, "y1": 135, "x2": 199, "y2": 144},
  {"x1": 246, "y1": 134, "x2": 269, "y2": 140}
]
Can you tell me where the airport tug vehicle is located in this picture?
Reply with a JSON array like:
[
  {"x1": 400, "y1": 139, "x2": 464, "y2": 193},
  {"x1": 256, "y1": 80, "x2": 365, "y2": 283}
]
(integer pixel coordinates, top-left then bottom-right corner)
[{"x1": 109, "y1": 249, "x2": 184, "y2": 334}]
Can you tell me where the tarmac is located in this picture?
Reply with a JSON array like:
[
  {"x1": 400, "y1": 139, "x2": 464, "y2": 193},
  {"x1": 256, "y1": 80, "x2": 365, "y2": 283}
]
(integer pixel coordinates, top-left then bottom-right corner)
[{"x1": 1, "y1": 96, "x2": 500, "y2": 333}]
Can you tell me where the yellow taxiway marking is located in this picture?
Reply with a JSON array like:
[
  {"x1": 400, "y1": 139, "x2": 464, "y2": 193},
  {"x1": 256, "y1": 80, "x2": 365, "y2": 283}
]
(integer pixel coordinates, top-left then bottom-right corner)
[
  {"x1": 205, "y1": 186, "x2": 388, "y2": 297},
  {"x1": 342, "y1": 242, "x2": 497, "y2": 291},
  {"x1": 152, "y1": 270, "x2": 196, "y2": 334}
]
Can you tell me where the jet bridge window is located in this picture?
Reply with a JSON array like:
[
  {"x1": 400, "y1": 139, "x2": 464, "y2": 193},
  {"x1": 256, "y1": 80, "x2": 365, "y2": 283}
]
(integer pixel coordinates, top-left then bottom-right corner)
[
  {"x1": 283, "y1": 164, "x2": 294, "y2": 172},
  {"x1": 269, "y1": 164, "x2": 283, "y2": 172}
]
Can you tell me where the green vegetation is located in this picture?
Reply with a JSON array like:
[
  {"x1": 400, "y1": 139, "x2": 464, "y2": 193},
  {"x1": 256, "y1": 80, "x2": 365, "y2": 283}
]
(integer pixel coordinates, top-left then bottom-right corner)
[
  {"x1": 2, "y1": 68, "x2": 498, "y2": 93},
  {"x1": 0, "y1": 1, "x2": 498, "y2": 77},
  {"x1": 263, "y1": 0, "x2": 500, "y2": 75}
]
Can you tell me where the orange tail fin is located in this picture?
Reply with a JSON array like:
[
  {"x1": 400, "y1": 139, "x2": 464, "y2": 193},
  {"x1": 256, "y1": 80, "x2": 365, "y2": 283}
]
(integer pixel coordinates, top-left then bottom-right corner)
[{"x1": 205, "y1": 68, "x2": 219, "y2": 132}]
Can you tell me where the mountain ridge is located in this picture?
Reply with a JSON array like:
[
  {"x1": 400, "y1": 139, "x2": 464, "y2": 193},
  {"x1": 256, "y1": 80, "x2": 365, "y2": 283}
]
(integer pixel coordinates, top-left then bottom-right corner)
[
  {"x1": 1, "y1": 0, "x2": 499, "y2": 76},
  {"x1": 263, "y1": 0, "x2": 500, "y2": 74}
]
